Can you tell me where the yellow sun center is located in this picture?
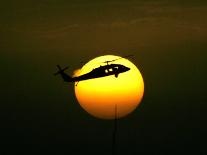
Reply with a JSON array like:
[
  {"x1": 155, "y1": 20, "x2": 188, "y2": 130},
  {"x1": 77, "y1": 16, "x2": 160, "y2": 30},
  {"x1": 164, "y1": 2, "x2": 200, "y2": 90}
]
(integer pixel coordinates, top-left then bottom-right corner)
[{"x1": 74, "y1": 55, "x2": 144, "y2": 119}]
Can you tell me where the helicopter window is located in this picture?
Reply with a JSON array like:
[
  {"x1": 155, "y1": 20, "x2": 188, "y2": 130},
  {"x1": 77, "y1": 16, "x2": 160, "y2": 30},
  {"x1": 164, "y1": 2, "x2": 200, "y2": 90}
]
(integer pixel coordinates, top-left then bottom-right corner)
[
  {"x1": 105, "y1": 69, "x2": 108, "y2": 73},
  {"x1": 109, "y1": 68, "x2": 113, "y2": 72}
]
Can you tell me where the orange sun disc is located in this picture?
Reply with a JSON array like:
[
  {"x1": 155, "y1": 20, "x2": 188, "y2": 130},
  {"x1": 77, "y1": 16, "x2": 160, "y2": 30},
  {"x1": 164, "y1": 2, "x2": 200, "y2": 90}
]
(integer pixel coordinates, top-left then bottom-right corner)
[{"x1": 74, "y1": 55, "x2": 144, "y2": 119}]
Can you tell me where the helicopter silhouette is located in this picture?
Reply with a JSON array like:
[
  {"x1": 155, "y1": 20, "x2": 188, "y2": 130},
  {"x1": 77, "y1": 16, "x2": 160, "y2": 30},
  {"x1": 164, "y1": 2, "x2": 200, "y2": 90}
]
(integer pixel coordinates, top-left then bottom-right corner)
[{"x1": 54, "y1": 56, "x2": 131, "y2": 85}]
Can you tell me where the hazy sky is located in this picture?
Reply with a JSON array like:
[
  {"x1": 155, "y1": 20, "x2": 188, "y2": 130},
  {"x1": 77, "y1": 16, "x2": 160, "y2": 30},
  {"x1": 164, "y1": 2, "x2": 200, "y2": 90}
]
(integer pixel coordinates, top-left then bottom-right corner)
[{"x1": 1, "y1": 0, "x2": 207, "y2": 154}]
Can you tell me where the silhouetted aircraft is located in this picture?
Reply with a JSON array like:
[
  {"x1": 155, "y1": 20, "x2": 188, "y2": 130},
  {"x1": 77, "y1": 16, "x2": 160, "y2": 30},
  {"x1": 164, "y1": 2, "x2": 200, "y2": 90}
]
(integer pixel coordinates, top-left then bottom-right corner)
[{"x1": 54, "y1": 56, "x2": 131, "y2": 85}]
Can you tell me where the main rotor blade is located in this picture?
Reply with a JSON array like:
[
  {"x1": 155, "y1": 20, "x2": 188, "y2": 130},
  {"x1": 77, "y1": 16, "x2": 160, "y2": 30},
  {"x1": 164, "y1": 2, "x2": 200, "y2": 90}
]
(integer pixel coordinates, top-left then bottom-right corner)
[
  {"x1": 102, "y1": 54, "x2": 133, "y2": 64},
  {"x1": 110, "y1": 54, "x2": 133, "y2": 62}
]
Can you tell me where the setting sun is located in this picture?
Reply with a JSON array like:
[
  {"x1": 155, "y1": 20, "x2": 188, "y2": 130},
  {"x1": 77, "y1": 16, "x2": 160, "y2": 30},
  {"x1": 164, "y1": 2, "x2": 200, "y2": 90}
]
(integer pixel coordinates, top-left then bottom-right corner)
[{"x1": 74, "y1": 55, "x2": 144, "y2": 119}]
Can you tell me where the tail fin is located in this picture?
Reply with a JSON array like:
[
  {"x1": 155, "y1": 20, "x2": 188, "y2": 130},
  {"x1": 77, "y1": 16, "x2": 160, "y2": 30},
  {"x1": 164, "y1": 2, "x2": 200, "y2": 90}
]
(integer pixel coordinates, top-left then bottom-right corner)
[{"x1": 54, "y1": 65, "x2": 73, "y2": 82}]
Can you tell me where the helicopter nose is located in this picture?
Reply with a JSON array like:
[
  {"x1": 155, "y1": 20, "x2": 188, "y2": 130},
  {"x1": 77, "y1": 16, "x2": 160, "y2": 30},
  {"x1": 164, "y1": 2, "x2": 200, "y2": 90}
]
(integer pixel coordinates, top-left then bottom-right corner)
[{"x1": 125, "y1": 66, "x2": 130, "y2": 71}]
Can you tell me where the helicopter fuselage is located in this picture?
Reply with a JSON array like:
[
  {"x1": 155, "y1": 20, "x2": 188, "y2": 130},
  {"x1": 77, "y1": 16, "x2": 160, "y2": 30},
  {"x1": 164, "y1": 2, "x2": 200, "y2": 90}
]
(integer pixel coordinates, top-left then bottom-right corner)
[
  {"x1": 72, "y1": 64, "x2": 130, "y2": 82},
  {"x1": 54, "y1": 64, "x2": 130, "y2": 83}
]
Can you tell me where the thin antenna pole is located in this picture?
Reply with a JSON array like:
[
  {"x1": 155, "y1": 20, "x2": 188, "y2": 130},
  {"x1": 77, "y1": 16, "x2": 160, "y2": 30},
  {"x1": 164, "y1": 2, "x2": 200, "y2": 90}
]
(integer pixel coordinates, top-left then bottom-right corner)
[{"x1": 112, "y1": 103, "x2": 118, "y2": 155}]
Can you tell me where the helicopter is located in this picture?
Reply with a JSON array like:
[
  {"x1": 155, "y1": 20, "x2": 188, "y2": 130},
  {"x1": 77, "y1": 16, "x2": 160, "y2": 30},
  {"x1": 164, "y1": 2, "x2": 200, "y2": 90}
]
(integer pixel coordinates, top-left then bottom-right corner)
[{"x1": 54, "y1": 56, "x2": 132, "y2": 85}]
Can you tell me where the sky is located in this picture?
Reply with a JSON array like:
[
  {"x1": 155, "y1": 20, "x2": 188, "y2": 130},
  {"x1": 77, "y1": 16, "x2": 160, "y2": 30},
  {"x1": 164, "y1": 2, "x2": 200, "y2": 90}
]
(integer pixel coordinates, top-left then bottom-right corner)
[{"x1": 0, "y1": 0, "x2": 207, "y2": 154}]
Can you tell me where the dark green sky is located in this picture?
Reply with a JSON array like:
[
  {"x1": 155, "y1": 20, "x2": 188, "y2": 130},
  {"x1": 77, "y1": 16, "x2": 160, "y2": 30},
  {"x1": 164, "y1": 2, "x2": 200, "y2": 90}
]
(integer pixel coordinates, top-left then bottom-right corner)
[{"x1": 1, "y1": 0, "x2": 207, "y2": 154}]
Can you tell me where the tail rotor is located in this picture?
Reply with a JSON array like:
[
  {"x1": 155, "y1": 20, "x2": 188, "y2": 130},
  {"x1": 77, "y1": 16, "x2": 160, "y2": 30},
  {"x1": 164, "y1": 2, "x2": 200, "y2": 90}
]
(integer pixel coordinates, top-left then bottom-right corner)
[{"x1": 54, "y1": 65, "x2": 69, "y2": 76}]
